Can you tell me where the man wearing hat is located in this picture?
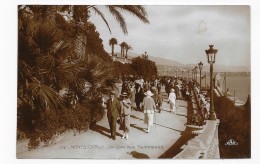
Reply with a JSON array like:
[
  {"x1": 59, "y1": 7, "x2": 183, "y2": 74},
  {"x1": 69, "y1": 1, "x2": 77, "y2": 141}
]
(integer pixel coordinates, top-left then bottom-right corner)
[
  {"x1": 142, "y1": 90, "x2": 156, "y2": 133},
  {"x1": 107, "y1": 91, "x2": 121, "y2": 140}
]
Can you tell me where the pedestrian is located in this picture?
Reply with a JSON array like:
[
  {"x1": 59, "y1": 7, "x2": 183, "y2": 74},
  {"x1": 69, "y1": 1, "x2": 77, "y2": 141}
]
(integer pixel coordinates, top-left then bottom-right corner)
[
  {"x1": 107, "y1": 91, "x2": 121, "y2": 140},
  {"x1": 168, "y1": 88, "x2": 177, "y2": 113},
  {"x1": 157, "y1": 81, "x2": 161, "y2": 93},
  {"x1": 120, "y1": 92, "x2": 132, "y2": 140},
  {"x1": 156, "y1": 90, "x2": 163, "y2": 113},
  {"x1": 121, "y1": 80, "x2": 130, "y2": 94},
  {"x1": 173, "y1": 82, "x2": 180, "y2": 100},
  {"x1": 129, "y1": 84, "x2": 136, "y2": 109},
  {"x1": 142, "y1": 90, "x2": 156, "y2": 133},
  {"x1": 135, "y1": 82, "x2": 143, "y2": 111}
]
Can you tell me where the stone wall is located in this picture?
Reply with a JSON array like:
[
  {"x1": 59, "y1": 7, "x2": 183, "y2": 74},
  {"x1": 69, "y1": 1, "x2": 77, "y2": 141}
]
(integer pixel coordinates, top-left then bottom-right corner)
[
  {"x1": 174, "y1": 84, "x2": 220, "y2": 159},
  {"x1": 174, "y1": 120, "x2": 220, "y2": 159}
]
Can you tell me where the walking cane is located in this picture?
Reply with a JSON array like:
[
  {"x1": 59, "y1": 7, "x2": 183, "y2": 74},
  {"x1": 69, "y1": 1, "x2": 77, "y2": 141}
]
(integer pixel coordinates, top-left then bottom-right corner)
[{"x1": 154, "y1": 109, "x2": 157, "y2": 132}]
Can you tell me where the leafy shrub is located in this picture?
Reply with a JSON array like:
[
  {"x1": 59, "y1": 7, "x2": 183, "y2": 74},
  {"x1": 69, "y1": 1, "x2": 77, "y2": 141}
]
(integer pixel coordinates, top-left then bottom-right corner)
[
  {"x1": 18, "y1": 103, "x2": 92, "y2": 150},
  {"x1": 131, "y1": 56, "x2": 157, "y2": 80},
  {"x1": 214, "y1": 96, "x2": 250, "y2": 158}
]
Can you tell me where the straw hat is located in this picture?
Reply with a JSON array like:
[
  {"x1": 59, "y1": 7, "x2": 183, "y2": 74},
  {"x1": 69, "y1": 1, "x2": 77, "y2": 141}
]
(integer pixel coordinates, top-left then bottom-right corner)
[
  {"x1": 110, "y1": 91, "x2": 116, "y2": 95},
  {"x1": 170, "y1": 88, "x2": 175, "y2": 92},
  {"x1": 144, "y1": 90, "x2": 154, "y2": 96},
  {"x1": 120, "y1": 92, "x2": 128, "y2": 97}
]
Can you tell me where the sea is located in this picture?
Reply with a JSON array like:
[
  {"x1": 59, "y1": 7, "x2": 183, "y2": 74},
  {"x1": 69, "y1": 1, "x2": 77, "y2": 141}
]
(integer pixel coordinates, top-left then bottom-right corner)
[{"x1": 201, "y1": 74, "x2": 251, "y2": 102}]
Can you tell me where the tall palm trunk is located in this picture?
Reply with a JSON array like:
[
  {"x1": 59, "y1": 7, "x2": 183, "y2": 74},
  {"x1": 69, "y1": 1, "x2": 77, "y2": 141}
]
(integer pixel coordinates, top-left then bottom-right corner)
[
  {"x1": 125, "y1": 49, "x2": 128, "y2": 58},
  {"x1": 120, "y1": 46, "x2": 123, "y2": 58},
  {"x1": 75, "y1": 34, "x2": 87, "y2": 61},
  {"x1": 112, "y1": 44, "x2": 115, "y2": 56},
  {"x1": 122, "y1": 47, "x2": 125, "y2": 58}
]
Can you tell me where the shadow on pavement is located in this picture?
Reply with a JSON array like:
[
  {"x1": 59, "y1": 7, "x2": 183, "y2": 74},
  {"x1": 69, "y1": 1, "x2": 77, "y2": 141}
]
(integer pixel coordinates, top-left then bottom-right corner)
[
  {"x1": 176, "y1": 113, "x2": 187, "y2": 117},
  {"x1": 153, "y1": 123, "x2": 183, "y2": 133},
  {"x1": 89, "y1": 124, "x2": 122, "y2": 138},
  {"x1": 158, "y1": 99, "x2": 195, "y2": 158},
  {"x1": 128, "y1": 151, "x2": 150, "y2": 159},
  {"x1": 130, "y1": 124, "x2": 145, "y2": 132},
  {"x1": 130, "y1": 115, "x2": 143, "y2": 121},
  {"x1": 160, "y1": 109, "x2": 172, "y2": 113},
  {"x1": 178, "y1": 105, "x2": 187, "y2": 108}
]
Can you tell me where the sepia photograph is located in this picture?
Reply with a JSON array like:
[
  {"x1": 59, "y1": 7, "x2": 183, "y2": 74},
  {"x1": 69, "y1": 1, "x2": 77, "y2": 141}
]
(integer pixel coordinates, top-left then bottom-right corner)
[{"x1": 15, "y1": 4, "x2": 251, "y2": 160}]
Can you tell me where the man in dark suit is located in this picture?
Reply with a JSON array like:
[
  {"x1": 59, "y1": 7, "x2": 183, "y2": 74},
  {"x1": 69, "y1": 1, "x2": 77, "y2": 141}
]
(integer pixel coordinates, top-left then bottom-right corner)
[{"x1": 107, "y1": 91, "x2": 121, "y2": 140}]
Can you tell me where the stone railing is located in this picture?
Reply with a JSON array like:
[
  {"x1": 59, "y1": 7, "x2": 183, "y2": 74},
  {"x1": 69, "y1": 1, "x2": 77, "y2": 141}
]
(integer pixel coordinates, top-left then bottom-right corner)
[
  {"x1": 174, "y1": 84, "x2": 220, "y2": 159},
  {"x1": 112, "y1": 56, "x2": 132, "y2": 64},
  {"x1": 174, "y1": 120, "x2": 220, "y2": 159},
  {"x1": 189, "y1": 85, "x2": 210, "y2": 127}
]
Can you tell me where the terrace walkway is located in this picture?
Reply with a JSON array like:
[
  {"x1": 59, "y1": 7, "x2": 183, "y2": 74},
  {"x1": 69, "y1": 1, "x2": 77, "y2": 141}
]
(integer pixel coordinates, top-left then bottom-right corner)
[{"x1": 17, "y1": 86, "x2": 194, "y2": 159}]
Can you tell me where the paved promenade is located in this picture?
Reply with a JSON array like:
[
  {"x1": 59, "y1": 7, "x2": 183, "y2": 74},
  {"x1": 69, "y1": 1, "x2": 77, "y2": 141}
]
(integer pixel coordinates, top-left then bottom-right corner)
[{"x1": 17, "y1": 87, "x2": 189, "y2": 159}]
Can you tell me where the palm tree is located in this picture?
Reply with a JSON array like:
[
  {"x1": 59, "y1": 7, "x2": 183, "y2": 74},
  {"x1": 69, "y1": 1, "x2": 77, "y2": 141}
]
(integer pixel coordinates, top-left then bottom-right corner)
[
  {"x1": 87, "y1": 5, "x2": 149, "y2": 34},
  {"x1": 17, "y1": 5, "x2": 149, "y2": 148},
  {"x1": 119, "y1": 42, "x2": 128, "y2": 58},
  {"x1": 125, "y1": 44, "x2": 132, "y2": 58},
  {"x1": 18, "y1": 7, "x2": 116, "y2": 145},
  {"x1": 119, "y1": 42, "x2": 124, "y2": 58},
  {"x1": 109, "y1": 38, "x2": 118, "y2": 57}
]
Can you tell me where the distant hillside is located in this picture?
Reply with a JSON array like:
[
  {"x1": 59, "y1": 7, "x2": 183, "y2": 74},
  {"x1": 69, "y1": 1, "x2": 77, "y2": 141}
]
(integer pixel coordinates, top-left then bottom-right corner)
[
  {"x1": 127, "y1": 51, "x2": 184, "y2": 67},
  {"x1": 117, "y1": 51, "x2": 250, "y2": 72},
  {"x1": 186, "y1": 64, "x2": 250, "y2": 72}
]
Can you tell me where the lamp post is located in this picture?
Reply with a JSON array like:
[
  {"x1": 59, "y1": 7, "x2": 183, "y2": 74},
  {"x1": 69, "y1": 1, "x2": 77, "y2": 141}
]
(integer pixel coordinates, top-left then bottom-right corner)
[
  {"x1": 191, "y1": 69, "x2": 194, "y2": 80},
  {"x1": 194, "y1": 66, "x2": 198, "y2": 84},
  {"x1": 198, "y1": 61, "x2": 203, "y2": 89},
  {"x1": 181, "y1": 69, "x2": 184, "y2": 79},
  {"x1": 191, "y1": 70, "x2": 194, "y2": 80},
  {"x1": 188, "y1": 70, "x2": 190, "y2": 80},
  {"x1": 205, "y1": 45, "x2": 218, "y2": 120}
]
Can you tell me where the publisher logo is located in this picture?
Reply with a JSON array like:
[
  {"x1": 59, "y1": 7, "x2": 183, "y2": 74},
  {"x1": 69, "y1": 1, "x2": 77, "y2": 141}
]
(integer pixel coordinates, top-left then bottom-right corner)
[{"x1": 225, "y1": 139, "x2": 238, "y2": 146}]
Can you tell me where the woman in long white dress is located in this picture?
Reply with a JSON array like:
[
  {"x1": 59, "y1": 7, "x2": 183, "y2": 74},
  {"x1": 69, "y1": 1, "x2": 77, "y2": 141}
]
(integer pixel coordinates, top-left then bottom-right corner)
[
  {"x1": 168, "y1": 88, "x2": 177, "y2": 113},
  {"x1": 142, "y1": 90, "x2": 156, "y2": 133}
]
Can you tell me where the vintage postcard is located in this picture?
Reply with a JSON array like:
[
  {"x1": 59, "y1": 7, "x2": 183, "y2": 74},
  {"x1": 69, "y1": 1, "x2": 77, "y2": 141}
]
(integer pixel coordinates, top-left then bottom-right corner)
[{"x1": 16, "y1": 5, "x2": 250, "y2": 159}]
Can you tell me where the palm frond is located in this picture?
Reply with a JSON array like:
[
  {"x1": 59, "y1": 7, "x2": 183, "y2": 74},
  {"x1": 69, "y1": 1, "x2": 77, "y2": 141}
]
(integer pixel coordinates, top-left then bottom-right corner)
[
  {"x1": 106, "y1": 6, "x2": 127, "y2": 34},
  {"x1": 18, "y1": 60, "x2": 33, "y2": 84},
  {"x1": 114, "y1": 5, "x2": 149, "y2": 24},
  {"x1": 52, "y1": 39, "x2": 72, "y2": 60},
  {"x1": 90, "y1": 6, "x2": 112, "y2": 34},
  {"x1": 56, "y1": 62, "x2": 86, "y2": 88},
  {"x1": 26, "y1": 81, "x2": 64, "y2": 111}
]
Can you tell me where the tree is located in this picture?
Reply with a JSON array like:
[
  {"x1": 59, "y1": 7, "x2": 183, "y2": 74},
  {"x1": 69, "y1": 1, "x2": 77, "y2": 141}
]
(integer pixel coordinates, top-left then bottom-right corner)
[
  {"x1": 17, "y1": 6, "x2": 116, "y2": 149},
  {"x1": 17, "y1": 5, "x2": 150, "y2": 149},
  {"x1": 88, "y1": 5, "x2": 149, "y2": 34},
  {"x1": 131, "y1": 56, "x2": 158, "y2": 80},
  {"x1": 109, "y1": 38, "x2": 118, "y2": 57},
  {"x1": 122, "y1": 42, "x2": 128, "y2": 58},
  {"x1": 119, "y1": 42, "x2": 126, "y2": 58},
  {"x1": 125, "y1": 44, "x2": 132, "y2": 58}
]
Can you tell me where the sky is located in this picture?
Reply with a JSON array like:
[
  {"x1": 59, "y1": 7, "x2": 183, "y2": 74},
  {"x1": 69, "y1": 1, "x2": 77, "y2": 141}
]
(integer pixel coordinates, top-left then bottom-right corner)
[{"x1": 89, "y1": 5, "x2": 250, "y2": 67}]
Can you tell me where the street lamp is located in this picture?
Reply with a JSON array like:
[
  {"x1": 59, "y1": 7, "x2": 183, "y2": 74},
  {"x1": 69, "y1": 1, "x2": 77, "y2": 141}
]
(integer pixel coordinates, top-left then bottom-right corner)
[
  {"x1": 187, "y1": 70, "x2": 190, "y2": 80},
  {"x1": 205, "y1": 45, "x2": 218, "y2": 120},
  {"x1": 192, "y1": 69, "x2": 195, "y2": 80},
  {"x1": 194, "y1": 66, "x2": 198, "y2": 84},
  {"x1": 198, "y1": 61, "x2": 203, "y2": 89}
]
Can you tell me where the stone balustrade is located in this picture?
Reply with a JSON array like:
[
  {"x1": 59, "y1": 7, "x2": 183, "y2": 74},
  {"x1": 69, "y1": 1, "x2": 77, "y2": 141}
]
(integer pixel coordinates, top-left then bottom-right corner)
[{"x1": 174, "y1": 83, "x2": 220, "y2": 159}]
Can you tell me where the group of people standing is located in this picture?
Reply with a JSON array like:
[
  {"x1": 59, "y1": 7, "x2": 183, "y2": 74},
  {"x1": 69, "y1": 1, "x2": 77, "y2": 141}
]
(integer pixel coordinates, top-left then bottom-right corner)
[{"x1": 106, "y1": 76, "x2": 182, "y2": 140}]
